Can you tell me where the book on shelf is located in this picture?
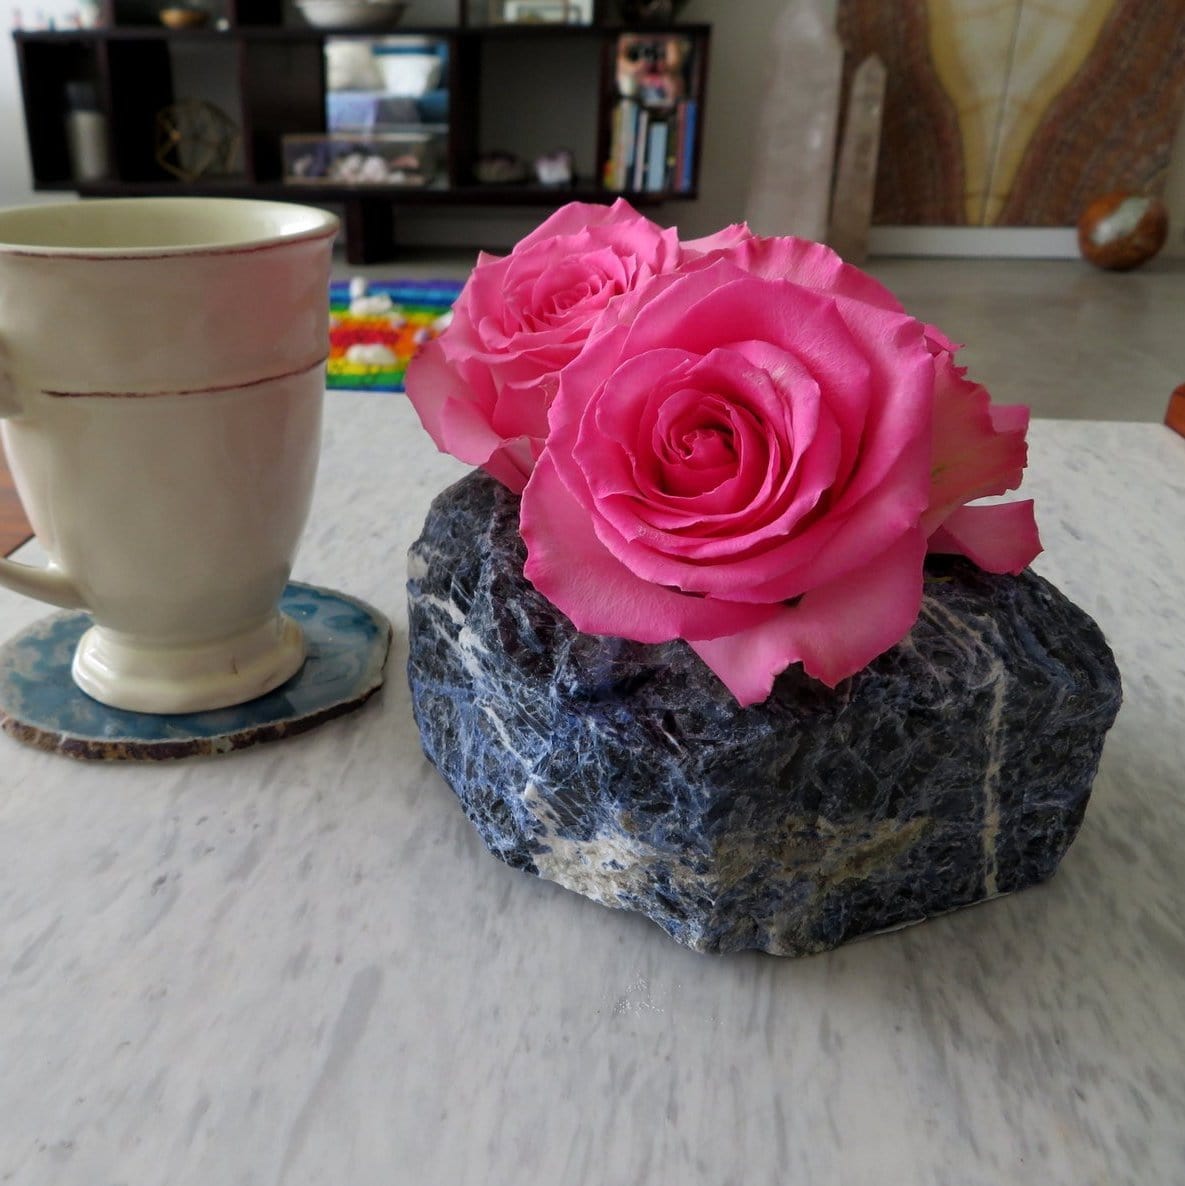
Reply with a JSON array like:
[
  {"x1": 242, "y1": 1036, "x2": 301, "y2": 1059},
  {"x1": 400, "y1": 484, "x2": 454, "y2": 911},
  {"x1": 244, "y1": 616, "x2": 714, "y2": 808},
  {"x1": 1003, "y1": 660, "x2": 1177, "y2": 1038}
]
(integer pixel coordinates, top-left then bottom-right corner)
[
  {"x1": 679, "y1": 98, "x2": 697, "y2": 193},
  {"x1": 645, "y1": 119, "x2": 668, "y2": 192},
  {"x1": 633, "y1": 108, "x2": 651, "y2": 191},
  {"x1": 617, "y1": 99, "x2": 638, "y2": 191},
  {"x1": 604, "y1": 31, "x2": 697, "y2": 195}
]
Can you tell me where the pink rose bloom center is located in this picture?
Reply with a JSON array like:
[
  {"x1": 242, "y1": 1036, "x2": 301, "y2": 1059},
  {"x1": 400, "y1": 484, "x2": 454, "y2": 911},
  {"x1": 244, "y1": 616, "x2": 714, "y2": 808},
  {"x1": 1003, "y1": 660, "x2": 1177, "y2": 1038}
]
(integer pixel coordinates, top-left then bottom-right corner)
[{"x1": 521, "y1": 262, "x2": 941, "y2": 704}]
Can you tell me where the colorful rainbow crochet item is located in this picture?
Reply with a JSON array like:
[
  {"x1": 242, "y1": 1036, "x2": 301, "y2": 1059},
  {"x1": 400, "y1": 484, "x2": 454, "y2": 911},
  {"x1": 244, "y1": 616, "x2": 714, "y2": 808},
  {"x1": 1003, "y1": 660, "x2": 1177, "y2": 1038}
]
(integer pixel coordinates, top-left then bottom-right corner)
[{"x1": 327, "y1": 279, "x2": 464, "y2": 393}]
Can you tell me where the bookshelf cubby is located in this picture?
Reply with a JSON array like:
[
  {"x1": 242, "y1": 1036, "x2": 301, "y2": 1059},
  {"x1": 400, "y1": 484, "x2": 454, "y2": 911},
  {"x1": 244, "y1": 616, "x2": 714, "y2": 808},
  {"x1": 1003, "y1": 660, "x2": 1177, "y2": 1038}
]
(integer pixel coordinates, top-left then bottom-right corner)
[{"x1": 12, "y1": 4, "x2": 709, "y2": 261}]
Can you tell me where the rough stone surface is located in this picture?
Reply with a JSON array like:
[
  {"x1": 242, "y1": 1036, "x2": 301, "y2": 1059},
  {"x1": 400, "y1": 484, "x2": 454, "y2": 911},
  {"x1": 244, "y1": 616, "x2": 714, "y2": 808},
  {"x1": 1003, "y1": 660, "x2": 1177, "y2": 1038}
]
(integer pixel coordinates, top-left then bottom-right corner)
[{"x1": 407, "y1": 474, "x2": 1123, "y2": 957}]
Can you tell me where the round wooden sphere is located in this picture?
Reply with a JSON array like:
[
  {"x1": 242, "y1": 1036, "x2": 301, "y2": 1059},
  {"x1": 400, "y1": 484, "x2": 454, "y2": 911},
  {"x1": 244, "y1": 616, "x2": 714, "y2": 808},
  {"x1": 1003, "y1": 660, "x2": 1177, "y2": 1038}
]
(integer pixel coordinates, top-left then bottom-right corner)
[{"x1": 1077, "y1": 193, "x2": 1169, "y2": 271}]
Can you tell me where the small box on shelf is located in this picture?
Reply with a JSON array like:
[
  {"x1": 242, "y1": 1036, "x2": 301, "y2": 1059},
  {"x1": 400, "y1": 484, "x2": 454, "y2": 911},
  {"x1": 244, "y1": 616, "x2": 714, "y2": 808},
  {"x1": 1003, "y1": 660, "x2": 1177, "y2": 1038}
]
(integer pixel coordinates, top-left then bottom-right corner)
[
  {"x1": 461, "y1": 0, "x2": 605, "y2": 26},
  {"x1": 281, "y1": 131, "x2": 442, "y2": 185}
]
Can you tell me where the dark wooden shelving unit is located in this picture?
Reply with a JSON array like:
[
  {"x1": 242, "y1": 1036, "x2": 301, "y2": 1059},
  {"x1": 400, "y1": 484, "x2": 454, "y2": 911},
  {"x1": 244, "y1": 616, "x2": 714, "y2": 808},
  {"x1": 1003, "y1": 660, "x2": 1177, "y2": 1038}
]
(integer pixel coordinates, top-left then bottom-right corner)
[{"x1": 12, "y1": 6, "x2": 710, "y2": 262}]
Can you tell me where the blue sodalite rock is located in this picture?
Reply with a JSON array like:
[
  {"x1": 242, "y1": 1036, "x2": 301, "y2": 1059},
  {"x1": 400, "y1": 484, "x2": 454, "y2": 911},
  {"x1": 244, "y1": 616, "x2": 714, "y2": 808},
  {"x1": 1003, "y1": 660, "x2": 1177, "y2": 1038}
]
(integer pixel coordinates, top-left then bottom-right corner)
[{"x1": 407, "y1": 473, "x2": 1123, "y2": 956}]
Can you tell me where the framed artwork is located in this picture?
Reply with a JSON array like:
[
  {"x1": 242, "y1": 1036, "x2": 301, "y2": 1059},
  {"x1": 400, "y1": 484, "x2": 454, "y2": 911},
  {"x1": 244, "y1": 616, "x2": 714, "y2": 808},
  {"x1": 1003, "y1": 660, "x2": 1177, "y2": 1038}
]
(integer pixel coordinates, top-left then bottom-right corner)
[
  {"x1": 496, "y1": 1, "x2": 583, "y2": 23},
  {"x1": 838, "y1": 0, "x2": 1185, "y2": 226}
]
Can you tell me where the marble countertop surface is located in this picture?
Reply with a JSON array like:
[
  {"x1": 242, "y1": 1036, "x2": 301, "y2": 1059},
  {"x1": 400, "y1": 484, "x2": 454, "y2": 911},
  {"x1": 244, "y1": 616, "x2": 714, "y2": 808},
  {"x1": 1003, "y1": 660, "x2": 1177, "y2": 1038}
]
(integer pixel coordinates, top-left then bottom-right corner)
[{"x1": 1, "y1": 396, "x2": 1182, "y2": 1186}]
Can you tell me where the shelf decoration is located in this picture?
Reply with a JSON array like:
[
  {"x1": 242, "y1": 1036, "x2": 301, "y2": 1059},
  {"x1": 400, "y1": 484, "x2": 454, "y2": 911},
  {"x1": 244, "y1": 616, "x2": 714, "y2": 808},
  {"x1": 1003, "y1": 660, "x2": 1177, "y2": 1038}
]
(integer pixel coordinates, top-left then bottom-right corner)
[
  {"x1": 282, "y1": 132, "x2": 440, "y2": 186},
  {"x1": 605, "y1": 31, "x2": 699, "y2": 194},
  {"x1": 154, "y1": 99, "x2": 238, "y2": 183},
  {"x1": 402, "y1": 200, "x2": 1122, "y2": 956},
  {"x1": 14, "y1": 17, "x2": 710, "y2": 264},
  {"x1": 493, "y1": 0, "x2": 592, "y2": 23},
  {"x1": 158, "y1": 5, "x2": 210, "y2": 29}
]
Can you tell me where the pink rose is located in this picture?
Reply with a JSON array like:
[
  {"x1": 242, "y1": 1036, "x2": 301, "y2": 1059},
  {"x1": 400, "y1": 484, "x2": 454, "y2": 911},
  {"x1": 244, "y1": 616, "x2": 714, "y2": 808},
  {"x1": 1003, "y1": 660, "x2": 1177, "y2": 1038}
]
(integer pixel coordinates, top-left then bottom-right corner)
[
  {"x1": 519, "y1": 243, "x2": 1040, "y2": 705},
  {"x1": 407, "y1": 202, "x2": 1040, "y2": 703},
  {"x1": 922, "y1": 341, "x2": 1038, "y2": 572},
  {"x1": 406, "y1": 199, "x2": 686, "y2": 492},
  {"x1": 695, "y1": 230, "x2": 1040, "y2": 579}
]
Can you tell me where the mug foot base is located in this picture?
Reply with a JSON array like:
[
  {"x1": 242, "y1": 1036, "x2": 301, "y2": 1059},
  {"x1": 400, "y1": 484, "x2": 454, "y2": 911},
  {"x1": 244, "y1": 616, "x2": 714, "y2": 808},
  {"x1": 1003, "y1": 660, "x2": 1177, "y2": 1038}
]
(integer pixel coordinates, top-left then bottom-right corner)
[{"x1": 72, "y1": 613, "x2": 306, "y2": 714}]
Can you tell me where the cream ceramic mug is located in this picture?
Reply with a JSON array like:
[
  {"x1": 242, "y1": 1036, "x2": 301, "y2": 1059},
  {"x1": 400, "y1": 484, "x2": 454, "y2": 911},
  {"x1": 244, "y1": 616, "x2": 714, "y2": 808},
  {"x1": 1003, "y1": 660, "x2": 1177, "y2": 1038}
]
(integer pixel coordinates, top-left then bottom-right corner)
[{"x1": 0, "y1": 198, "x2": 339, "y2": 713}]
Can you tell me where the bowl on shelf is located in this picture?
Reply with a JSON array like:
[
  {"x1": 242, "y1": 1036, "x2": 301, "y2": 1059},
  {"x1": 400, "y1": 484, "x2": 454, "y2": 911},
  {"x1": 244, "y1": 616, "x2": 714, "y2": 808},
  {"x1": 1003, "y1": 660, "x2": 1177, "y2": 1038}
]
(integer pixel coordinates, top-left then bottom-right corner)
[
  {"x1": 295, "y1": 0, "x2": 408, "y2": 28},
  {"x1": 159, "y1": 5, "x2": 210, "y2": 27}
]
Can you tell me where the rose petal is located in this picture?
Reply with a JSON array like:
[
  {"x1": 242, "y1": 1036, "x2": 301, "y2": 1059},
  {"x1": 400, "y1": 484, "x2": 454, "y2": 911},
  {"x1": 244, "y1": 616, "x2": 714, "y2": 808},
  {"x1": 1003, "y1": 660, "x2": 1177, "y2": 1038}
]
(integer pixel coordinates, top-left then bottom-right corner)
[
  {"x1": 612, "y1": 269, "x2": 923, "y2": 519},
  {"x1": 683, "y1": 222, "x2": 753, "y2": 255},
  {"x1": 689, "y1": 527, "x2": 928, "y2": 703},
  {"x1": 548, "y1": 271, "x2": 934, "y2": 601},
  {"x1": 926, "y1": 501, "x2": 1041, "y2": 574},
  {"x1": 520, "y1": 453, "x2": 779, "y2": 643},
  {"x1": 489, "y1": 374, "x2": 555, "y2": 442},
  {"x1": 435, "y1": 203, "x2": 682, "y2": 411},
  {"x1": 576, "y1": 347, "x2": 842, "y2": 575},
  {"x1": 922, "y1": 323, "x2": 959, "y2": 355},
  {"x1": 405, "y1": 341, "x2": 498, "y2": 463},
  {"x1": 584, "y1": 346, "x2": 808, "y2": 516},
  {"x1": 404, "y1": 344, "x2": 535, "y2": 493},
  {"x1": 514, "y1": 197, "x2": 672, "y2": 253},
  {"x1": 923, "y1": 357, "x2": 1029, "y2": 533},
  {"x1": 482, "y1": 437, "x2": 537, "y2": 494},
  {"x1": 709, "y1": 235, "x2": 905, "y2": 314},
  {"x1": 989, "y1": 403, "x2": 1030, "y2": 435},
  {"x1": 606, "y1": 267, "x2": 886, "y2": 503},
  {"x1": 713, "y1": 310, "x2": 933, "y2": 600}
]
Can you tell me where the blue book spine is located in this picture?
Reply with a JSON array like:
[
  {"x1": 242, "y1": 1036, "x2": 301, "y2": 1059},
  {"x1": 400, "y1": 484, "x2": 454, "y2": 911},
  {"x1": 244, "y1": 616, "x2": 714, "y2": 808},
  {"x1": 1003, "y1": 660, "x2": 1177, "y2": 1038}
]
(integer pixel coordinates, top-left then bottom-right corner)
[
  {"x1": 646, "y1": 121, "x2": 669, "y2": 192},
  {"x1": 620, "y1": 100, "x2": 639, "y2": 191},
  {"x1": 632, "y1": 109, "x2": 650, "y2": 192},
  {"x1": 680, "y1": 99, "x2": 698, "y2": 192}
]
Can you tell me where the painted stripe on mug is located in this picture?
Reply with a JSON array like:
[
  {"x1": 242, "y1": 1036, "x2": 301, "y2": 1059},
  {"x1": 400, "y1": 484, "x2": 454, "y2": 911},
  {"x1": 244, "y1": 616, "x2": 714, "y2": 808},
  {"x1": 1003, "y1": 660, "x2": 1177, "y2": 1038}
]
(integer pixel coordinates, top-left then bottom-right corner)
[
  {"x1": 42, "y1": 355, "x2": 329, "y2": 399},
  {"x1": 2, "y1": 226, "x2": 339, "y2": 262}
]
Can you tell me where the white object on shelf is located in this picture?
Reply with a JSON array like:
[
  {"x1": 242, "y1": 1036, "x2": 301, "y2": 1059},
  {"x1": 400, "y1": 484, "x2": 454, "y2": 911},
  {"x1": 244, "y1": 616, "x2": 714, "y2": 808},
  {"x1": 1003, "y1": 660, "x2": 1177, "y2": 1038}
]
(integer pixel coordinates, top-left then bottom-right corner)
[
  {"x1": 325, "y1": 39, "x2": 386, "y2": 91},
  {"x1": 295, "y1": 0, "x2": 407, "y2": 30},
  {"x1": 282, "y1": 131, "x2": 440, "y2": 187},
  {"x1": 372, "y1": 51, "x2": 442, "y2": 97},
  {"x1": 66, "y1": 111, "x2": 109, "y2": 182}
]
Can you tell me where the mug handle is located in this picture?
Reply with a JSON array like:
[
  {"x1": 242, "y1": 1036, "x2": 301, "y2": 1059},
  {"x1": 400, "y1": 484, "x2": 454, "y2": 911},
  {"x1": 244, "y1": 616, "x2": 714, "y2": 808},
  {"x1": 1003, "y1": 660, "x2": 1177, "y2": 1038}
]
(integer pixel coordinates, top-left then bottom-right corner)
[
  {"x1": 0, "y1": 555, "x2": 86, "y2": 609},
  {"x1": 0, "y1": 358, "x2": 88, "y2": 609}
]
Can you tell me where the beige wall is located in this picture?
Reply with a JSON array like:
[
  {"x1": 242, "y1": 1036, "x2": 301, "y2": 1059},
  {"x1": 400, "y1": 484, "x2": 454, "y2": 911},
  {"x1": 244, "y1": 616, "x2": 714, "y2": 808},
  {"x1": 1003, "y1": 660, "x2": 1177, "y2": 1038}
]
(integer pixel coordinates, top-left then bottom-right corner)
[{"x1": 669, "y1": 0, "x2": 835, "y2": 239}]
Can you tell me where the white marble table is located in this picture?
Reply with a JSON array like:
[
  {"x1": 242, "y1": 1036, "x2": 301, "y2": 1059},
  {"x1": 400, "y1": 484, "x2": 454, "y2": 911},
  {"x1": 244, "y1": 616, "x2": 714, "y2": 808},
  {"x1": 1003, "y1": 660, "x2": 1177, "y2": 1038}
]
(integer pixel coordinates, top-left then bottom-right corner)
[{"x1": 1, "y1": 396, "x2": 1183, "y2": 1186}]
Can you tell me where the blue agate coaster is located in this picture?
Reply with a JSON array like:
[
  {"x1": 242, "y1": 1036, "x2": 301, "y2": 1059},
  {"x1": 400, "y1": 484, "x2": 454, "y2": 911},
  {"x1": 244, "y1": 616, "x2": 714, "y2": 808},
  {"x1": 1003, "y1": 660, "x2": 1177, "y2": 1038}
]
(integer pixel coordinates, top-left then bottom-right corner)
[{"x1": 0, "y1": 582, "x2": 391, "y2": 762}]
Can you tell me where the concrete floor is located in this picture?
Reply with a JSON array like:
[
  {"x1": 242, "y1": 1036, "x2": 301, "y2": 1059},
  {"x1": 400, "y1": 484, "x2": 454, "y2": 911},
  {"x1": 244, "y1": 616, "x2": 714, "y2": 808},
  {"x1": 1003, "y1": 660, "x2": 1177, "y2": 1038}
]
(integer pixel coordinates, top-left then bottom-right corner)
[
  {"x1": 866, "y1": 256, "x2": 1184, "y2": 423},
  {"x1": 339, "y1": 250, "x2": 1185, "y2": 423}
]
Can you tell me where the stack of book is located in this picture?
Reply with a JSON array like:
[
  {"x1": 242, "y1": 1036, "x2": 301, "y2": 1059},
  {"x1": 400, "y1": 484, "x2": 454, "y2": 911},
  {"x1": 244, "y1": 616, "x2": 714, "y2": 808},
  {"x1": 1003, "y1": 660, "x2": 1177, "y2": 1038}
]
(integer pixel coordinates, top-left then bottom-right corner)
[
  {"x1": 603, "y1": 32, "x2": 698, "y2": 195},
  {"x1": 604, "y1": 96, "x2": 698, "y2": 194}
]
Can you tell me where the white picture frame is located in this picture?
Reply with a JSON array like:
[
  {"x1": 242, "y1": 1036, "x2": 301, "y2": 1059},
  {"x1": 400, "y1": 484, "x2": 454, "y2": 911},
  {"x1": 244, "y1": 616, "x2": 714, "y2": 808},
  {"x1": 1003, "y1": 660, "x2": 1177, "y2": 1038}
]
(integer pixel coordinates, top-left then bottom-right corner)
[
  {"x1": 566, "y1": 0, "x2": 595, "y2": 23},
  {"x1": 500, "y1": 1, "x2": 579, "y2": 24}
]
